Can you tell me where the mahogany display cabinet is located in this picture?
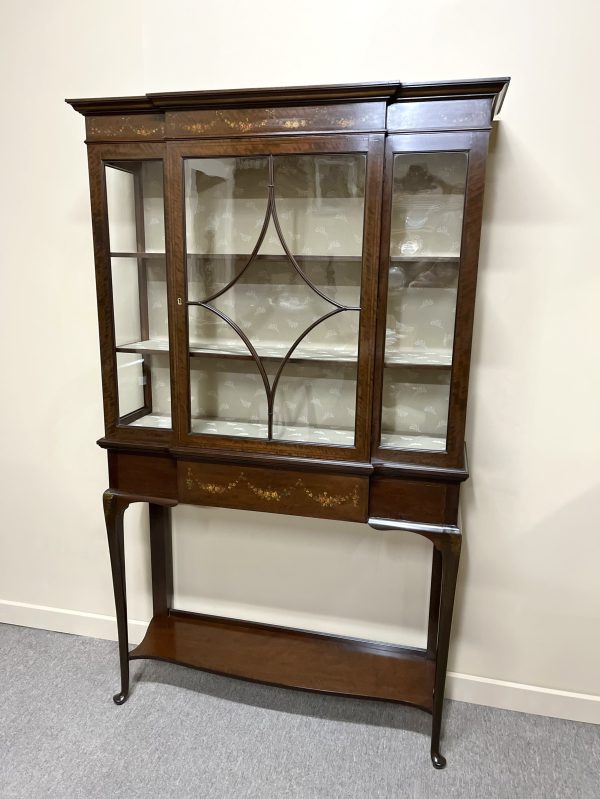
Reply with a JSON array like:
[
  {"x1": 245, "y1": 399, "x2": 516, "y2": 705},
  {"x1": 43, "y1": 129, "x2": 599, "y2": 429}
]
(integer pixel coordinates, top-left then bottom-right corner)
[{"x1": 67, "y1": 77, "x2": 509, "y2": 768}]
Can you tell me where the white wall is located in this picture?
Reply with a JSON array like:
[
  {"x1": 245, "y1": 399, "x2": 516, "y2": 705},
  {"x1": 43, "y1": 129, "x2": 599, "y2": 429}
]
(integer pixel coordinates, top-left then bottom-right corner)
[{"x1": 1, "y1": 0, "x2": 599, "y2": 723}]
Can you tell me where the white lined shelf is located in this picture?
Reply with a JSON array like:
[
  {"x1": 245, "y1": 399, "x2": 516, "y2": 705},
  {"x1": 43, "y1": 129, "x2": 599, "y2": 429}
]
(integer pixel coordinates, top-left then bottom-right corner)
[
  {"x1": 126, "y1": 414, "x2": 447, "y2": 450},
  {"x1": 385, "y1": 350, "x2": 452, "y2": 367},
  {"x1": 129, "y1": 414, "x2": 172, "y2": 430},
  {"x1": 116, "y1": 339, "x2": 453, "y2": 368},
  {"x1": 191, "y1": 418, "x2": 355, "y2": 445},
  {"x1": 188, "y1": 340, "x2": 357, "y2": 363},
  {"x1": 126, "y1": 414, "x2": 355, "y2": 444},
  {"x1": 116, "y1": 339, "x2": 170, "y2": 354},
  {"x1": 379, "y1": 433, "x2": 446, "y2": 452},
  {"x1": 111, "y1": 251, "x2": 165, "y2": 259},
  {"x1": 125, "y1": 412, "x2": 446, "y2": 450}
]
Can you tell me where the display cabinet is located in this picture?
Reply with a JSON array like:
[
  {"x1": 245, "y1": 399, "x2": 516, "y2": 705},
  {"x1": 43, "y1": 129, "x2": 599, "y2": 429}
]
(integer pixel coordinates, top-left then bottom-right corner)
[{"x1": 68, "y1": 78, "x2": 509, "y2": 768}]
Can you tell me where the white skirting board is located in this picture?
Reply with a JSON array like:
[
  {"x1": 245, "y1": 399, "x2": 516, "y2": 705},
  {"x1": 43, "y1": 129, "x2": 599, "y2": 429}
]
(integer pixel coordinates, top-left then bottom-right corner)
[{"x1": 1, "y1": 598, "x2": 599, "y2": 725}]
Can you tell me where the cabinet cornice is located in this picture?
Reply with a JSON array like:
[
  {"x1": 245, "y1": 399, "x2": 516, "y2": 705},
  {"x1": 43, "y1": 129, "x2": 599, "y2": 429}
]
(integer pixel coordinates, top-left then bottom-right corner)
[{"x1": 66, "y1": 77, "x2": 509, "y2": 117}]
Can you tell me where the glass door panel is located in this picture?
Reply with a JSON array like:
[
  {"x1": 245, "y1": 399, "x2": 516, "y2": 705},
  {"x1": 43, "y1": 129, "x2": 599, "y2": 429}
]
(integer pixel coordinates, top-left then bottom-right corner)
[
  {"x1": 184, "y1": 153, "x2": 365, "y2": 446},
  {"x1": 381, "y1": 152, "x2": 467, "y2": 451},
  {"x1": 105, "y1": 161, "x2": 171, "y2": 429}
]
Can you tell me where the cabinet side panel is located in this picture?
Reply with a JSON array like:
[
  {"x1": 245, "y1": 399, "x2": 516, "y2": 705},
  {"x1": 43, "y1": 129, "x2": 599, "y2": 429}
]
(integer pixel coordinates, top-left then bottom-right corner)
[
  {"x1": 108, "y1": 452, "x2": 177, "y2": 498},
  {"x1": 387, "y1": 98, "x2": 493, "y2": 132},
  {"x1": 369, "y1": 477, "x2": 450, "y2": 524},
  {"x1": 444, "y1": 132, "x2": 491, "y2": 459},
  {"x1": 86, "y1": 114, "x2": 166, "y2": 141},
  {"x1": 87, "y1": 147, "x2": 118, "y2": 436}
]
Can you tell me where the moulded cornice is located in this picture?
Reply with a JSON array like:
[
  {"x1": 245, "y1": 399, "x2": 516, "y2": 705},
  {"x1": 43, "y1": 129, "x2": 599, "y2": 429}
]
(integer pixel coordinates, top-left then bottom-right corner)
[{"x1": 66, "y1": 77, "x2": 510, "y2": 117}]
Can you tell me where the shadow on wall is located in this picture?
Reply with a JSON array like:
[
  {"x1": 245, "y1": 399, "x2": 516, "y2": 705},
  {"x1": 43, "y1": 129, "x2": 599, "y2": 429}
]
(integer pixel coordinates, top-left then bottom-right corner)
[
  {"x1": 170, "y1": 503, "x2": 433, "y2": 647},
  {"x1": 456, "y1": 475, "x2": 600, "y2": 691}
]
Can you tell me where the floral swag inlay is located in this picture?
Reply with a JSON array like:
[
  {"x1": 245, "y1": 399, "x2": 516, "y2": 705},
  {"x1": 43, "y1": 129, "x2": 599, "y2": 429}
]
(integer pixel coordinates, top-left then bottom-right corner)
[{"x1": 186, "y1": 467, "x2": 359, "y2": 508}]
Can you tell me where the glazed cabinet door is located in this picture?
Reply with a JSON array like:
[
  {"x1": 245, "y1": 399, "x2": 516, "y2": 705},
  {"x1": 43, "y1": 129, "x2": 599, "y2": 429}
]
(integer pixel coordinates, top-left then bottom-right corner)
[
  {"x1": 169, "y1": 135, "x2": 384, "y2": 461},
  {"x1": 88, "y1": 143, "x2": 175, "y2": 443},
  {"x1": 372, "y1": 131, "x2": 490, "y2": 467}
]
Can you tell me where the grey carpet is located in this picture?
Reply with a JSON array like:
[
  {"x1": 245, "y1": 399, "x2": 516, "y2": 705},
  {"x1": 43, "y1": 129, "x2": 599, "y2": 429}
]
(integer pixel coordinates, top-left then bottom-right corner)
[{"x1": 0, "y1": 624, "x2": 597, "y2": 799}]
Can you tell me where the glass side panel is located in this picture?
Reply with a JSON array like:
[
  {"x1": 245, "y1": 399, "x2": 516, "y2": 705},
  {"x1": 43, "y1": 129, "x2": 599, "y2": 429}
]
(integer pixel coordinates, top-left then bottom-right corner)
[
  {"x1": 381, "y1": 152, "x2": 467, "y2": 452},
  {"x1": 106, "y1": 167, "x2": 136, "y2": 252},
  {"x1": 184, "y1": 154, "x2": 366, "y2": 445},
  {"x1": 381, "y1": 368, "x2": 450, "y2": 451},
  {"x1": 105, "y1": 161, "x2": 171, "y2": 429}
]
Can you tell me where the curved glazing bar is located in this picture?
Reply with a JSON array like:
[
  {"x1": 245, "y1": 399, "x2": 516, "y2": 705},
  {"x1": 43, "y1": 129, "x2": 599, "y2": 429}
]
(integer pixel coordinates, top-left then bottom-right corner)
[
  {"x1": 269, "y1": 308, "x2": 348, "y2": 399},
  {"x1": 270, "y1": 196, "x2": 359, "y2": 312},
  {"x1": 197, "y1": 188, "x2": 274, "y2": 305},
  {"x1": 185, "y1": 151, "x2": 365, "y2": 445},
  {"x1": 193, "y1": 156, "x2": 361, "y2": 312},
  {"x1": 187, "y1": 300, "x2": 272, "y2": 401}
]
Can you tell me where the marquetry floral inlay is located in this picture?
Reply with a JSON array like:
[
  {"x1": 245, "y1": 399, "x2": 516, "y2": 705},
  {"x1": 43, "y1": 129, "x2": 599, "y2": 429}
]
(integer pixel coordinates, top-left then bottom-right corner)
[
  {"x1": 303, "y1": 486, "x2": 360, "y2": 508},
  {"x1": 186, "y1": 468, "x2": 359, "y2": 508}
]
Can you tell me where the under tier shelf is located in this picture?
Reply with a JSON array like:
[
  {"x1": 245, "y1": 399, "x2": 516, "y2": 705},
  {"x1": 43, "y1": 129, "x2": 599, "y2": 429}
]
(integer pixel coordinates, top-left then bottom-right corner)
[
  {"x1": 130, "y1": 611, "x2": 434, "y2": 711},
  {"x1": 116, "y1": 339, "x2": 452, "y2": 368}
]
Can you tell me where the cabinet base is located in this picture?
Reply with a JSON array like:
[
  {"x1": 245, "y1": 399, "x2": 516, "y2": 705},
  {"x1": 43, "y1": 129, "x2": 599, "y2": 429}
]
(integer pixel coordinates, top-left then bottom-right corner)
[{"x1": 130, "y1": 610, "x2": 435, "y2": 712}]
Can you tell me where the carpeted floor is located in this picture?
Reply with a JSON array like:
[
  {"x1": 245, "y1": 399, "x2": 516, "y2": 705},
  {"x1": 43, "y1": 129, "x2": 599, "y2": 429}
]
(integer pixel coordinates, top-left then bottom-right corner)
[{"x1": 0, "y1": 624, "x2": 598, "y2": 799}]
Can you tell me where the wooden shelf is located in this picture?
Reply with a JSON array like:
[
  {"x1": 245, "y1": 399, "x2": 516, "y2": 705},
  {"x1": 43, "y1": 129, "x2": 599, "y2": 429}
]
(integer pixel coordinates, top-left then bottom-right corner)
[{"x1": 131, "y1": 611, "x2": 435, "y2": 711}]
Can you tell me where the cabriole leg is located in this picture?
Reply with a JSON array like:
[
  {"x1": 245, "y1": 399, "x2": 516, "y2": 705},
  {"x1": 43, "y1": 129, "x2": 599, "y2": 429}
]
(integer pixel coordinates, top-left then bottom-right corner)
[
  {"x1": 430, "y1": 532, "x2": 462, "y2": 769},
  {"x1": 103, "y1": 490, "x2": 131, "y2": 705}
]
